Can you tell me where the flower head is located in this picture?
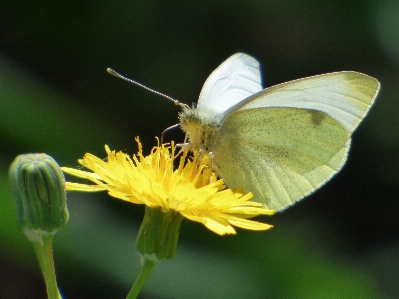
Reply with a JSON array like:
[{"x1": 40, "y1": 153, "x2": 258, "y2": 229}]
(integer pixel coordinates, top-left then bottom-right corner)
[{"x1": 62, "y1": 138, "x2": 274, "y2": 235}]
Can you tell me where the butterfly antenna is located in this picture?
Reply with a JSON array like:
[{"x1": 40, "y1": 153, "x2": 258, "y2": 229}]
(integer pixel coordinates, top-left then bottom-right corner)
[{"x1": 107, "y1": 68, "x2": 188, "y2": 108}]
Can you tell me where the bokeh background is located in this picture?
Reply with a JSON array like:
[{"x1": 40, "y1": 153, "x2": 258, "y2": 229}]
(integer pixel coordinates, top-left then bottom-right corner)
[{"x1": 1, "y1": 1, "x2": 398, "y2": 298}]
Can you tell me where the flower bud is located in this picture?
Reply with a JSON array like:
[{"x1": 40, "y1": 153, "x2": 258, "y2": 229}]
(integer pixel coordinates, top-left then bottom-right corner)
[
  {"x1": 136, "y1": 207, "x2": 183, "y2": 262},
  {"x1": 9, "y1": 153, "x2": 69, "y2": 240}
]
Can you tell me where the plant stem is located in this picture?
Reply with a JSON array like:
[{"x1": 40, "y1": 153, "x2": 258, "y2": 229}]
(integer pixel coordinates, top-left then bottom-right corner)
[
  {"x1": 33, "y1": 234, "x2": 62, "y2": 299},
  {"x1": 125, "y1": 258, "x2": 156, "y2": 299}
]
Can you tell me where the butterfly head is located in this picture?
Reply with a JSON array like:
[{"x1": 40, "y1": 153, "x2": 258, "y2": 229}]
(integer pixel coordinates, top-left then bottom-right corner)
[{"x1": 179, "y1": 106, "x2": 221, "y2": 153}]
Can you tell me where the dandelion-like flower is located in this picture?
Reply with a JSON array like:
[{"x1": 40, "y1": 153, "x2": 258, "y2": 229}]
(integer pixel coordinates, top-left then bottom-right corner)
[{"x1": 61, "y1": 138, "x2": 274, "y2": 236}]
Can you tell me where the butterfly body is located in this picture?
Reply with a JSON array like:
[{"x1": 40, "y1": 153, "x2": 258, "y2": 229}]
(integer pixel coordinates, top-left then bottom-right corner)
[{"x1": 178, "y1": 53, "x2": 380, "y2": 211}]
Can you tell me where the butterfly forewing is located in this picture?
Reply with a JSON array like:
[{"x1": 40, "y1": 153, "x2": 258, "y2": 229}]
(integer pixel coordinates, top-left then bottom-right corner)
[{"x1": 234, "y1": 72, "x2": 380, "y2": 134}]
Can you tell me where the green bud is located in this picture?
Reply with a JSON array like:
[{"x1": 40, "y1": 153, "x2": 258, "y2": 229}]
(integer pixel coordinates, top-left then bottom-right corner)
[
  {"x1": 136, "y1": 207, "x2": 183, "y2": 262},
  {"x1": 9, "y1": 153, "x2": 69, "y2": 240}
]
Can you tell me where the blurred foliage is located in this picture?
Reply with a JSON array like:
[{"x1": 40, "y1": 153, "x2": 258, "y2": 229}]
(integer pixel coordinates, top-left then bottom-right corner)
[{"x1": 1, "y1": 1, "x2": 398, "y2": 298}]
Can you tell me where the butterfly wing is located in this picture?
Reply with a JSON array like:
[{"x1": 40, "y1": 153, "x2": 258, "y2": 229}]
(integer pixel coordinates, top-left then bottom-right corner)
[
  {"x1": 213, "y1": 72, "x2": 379, "y2": 211},
  {"x1": 197, "y1": 53, "x2": 262, "y2": 119},
  {"x1": 214, "y1": 108, "x2": 350, "y2": 211},
  {"x1": 233, "y1": 72, "x2": 380, "y2": 134}
]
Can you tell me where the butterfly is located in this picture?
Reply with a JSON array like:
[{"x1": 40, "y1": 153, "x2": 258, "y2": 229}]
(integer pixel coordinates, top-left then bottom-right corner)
[{"x1": 178, "y1": 53, "x2": 380, "y2": 211}]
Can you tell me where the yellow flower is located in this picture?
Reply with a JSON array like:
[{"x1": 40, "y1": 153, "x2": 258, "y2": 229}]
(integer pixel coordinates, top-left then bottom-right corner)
[{"x1": 61, "y1": 138, "x2": 274, "y2": 235}]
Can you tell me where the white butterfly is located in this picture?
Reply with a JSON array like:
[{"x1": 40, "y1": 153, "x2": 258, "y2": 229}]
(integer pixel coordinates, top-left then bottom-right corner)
[{"x1": 178, "y1": 53, "x2": 380, "y2": 211}]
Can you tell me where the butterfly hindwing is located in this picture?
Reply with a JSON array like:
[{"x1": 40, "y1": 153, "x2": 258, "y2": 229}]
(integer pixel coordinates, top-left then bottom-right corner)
[{"x1": 214, "y1": 107, "x2": 350, "y2": 210}]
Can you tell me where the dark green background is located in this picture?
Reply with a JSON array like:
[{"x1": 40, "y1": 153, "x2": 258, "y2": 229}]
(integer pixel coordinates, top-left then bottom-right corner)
[{"x1": 1, "y1": 1, "x2": 398, "y2": 298}]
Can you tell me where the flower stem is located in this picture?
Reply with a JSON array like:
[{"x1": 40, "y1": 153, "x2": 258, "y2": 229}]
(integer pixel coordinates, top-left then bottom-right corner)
[
  {"x1": 33, "y1": 234, "x2": 62, "y2": 299},
  {"x1": 126, "y1": 258, "x2": 156, "y2": 299}
]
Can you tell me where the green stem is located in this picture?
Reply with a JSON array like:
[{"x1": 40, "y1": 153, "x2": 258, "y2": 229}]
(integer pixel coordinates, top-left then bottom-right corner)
[
  {"x1": 33, "y1": 234, "x2": 62, "y2": 299},
  {"x1": 126, "y1": 258, "x2": 156, "y2": 299}
]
